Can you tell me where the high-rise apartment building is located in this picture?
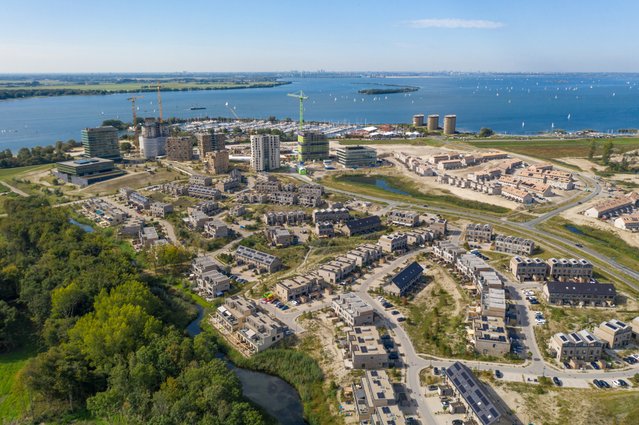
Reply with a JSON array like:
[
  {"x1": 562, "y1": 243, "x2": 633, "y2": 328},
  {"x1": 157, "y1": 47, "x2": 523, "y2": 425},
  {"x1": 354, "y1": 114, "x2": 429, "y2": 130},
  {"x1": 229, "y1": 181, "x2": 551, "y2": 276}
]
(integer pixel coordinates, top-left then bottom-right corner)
[
  {"x1": 298, "y1": 131, "x2": 328, "y2": 162},
  {"x1": 166, "y1": 136, "x2": 193, "y2": 161},
  {"x1": 195, "y1": 132, "x2": 226, "y2": 158},
  {"x1": 250, "y1": 134, "x2": 280, "y2": 172},
  {"x1": 81, "y1": 126, "x2": 121, "y2": 161},
  {"x1": 139, "y1": 118, "x2": 169, "y2": 159}
]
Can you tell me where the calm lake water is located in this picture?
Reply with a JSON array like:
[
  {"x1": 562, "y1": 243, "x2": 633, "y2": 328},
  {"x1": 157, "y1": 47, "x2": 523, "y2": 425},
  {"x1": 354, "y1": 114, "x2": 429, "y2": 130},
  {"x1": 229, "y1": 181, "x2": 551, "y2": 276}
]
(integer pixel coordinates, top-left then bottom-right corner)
[
  {"x1": 2, "y1": 73, "x2": 639, "y2": 151},
  {"x1": 186, "y1": 306, "x2": 306, "y2": 425}
]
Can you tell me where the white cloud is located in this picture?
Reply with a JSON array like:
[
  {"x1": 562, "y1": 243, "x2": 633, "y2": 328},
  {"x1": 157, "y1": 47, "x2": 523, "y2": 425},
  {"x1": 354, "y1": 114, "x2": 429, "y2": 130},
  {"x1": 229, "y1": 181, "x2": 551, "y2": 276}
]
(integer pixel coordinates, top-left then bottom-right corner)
[{"x1": 407, "y1": 18, "x2": 504, "y2": 29}]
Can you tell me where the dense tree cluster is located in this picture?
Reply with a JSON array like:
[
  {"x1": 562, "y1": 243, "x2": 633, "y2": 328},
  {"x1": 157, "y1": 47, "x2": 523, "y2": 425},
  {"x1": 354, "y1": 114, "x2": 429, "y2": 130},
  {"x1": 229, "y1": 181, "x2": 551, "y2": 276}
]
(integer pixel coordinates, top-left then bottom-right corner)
[
  {"x1": 0, "y1": 140, "x2": 80, "y2": 169},
  {"x1": 0, "y1": 197, "x2": 267, "y2": 424}
]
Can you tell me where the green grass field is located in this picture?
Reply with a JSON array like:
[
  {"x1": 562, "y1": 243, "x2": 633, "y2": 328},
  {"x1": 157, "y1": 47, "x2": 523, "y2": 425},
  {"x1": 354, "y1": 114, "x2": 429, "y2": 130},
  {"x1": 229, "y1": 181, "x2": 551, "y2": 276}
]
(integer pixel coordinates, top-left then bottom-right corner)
[
  {"x1": 0, "y1": 341, "x2": 37, "y2": 420},
  {"x1": 466, "y1": 137, "x2": 639, "y2": 161},
  {"x1": 337, "y1": 138, "x2": 443, "y2": 147},
  {"x1": 322, "y1": 173, "x2": 509, "y2": 214},
  {"x1": 0, "y1": 164, "x2": 54, "y2": 181}
]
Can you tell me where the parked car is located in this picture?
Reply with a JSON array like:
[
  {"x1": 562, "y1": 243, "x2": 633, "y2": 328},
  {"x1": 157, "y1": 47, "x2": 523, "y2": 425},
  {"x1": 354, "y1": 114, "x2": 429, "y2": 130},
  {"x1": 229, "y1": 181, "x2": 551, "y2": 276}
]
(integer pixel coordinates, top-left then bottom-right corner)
[
  {"x1": 553, "y1": 377, "x2": 562, "y2": 386},
  {"x1": 427, "y1": 385, "x2": 438, "y2": 391},
  {"x1": 591, "y1": 362, "x2": 600, "y2": 370},
  {"x1": 397, "y1": 317, "x2": 406, "y2": 322},
  {"x1": 391, "y1": 310, "x2": 400, "y2": 315},
  {"x1": 618, "y1": 379, "x2": 628, "y2": 388},
  {"x1": 593, "y1": 379, "x2": 603, "y2": 388},
  {"x1": 495, "y1": 370, "x2": 503, "y2": 379},
  {"x1": 433, "y1": 367, "x2": 440, "y2": 376}
]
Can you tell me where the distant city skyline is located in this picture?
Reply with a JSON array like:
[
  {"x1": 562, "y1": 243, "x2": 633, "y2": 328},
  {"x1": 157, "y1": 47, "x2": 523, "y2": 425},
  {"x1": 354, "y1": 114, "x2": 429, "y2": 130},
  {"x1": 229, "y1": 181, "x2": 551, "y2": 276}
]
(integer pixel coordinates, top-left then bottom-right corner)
[{"x1": 2, "y1": 0, "x2": 639, "y2": 73}]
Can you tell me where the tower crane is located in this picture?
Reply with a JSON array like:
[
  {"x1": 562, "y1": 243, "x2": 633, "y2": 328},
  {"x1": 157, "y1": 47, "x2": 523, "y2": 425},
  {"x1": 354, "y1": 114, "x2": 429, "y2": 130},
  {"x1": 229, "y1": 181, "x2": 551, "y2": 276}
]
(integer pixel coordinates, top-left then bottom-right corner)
[
  {"x1": 287, "y1": 91, "x2": 308, "y2": 131},
  {"x1": 127, "y1": 95, "x2": 143, "y2": 147},
  {"x1": 151, "y1": 81, "x2": 163, "y2": 123}
]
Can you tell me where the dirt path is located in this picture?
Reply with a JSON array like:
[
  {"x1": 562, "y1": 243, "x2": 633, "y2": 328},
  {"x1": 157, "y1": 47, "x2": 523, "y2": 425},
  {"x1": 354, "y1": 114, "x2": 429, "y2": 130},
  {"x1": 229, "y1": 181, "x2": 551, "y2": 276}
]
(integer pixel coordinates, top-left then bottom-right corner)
[{"x1": 0, "y1": 180, "x2": 29, "y2": 197}]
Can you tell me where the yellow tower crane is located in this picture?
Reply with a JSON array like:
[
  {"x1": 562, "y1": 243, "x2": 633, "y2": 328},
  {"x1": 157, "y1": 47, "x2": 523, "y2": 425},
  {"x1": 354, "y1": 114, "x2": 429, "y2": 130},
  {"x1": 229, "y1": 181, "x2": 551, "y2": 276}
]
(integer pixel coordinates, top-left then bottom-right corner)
[
  {"x1": 152, "y1": 81, "x2": 163, "y2": 123},
  {"x1": 127, "y1": 95, "x2": 143, "y2": 147}
]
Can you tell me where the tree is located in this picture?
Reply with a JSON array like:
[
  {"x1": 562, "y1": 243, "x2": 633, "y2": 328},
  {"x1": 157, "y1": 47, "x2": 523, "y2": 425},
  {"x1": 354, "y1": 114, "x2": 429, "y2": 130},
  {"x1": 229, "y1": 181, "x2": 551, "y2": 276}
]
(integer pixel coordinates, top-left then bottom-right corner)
[
  {"x1": 120, "y1": 141, "x2": 133, "y2": 153},
  {"x1": 588, "y1": 140, "x2": 597, "y2": 159},
  {"x1": 478, "y1": 127, "x2": 494, "y2": 138},
  {"x1": 0, "y1": 300, "x2": 18, "y2": 351},
  {"x1": 602, "y1": 141, "x2": 614, "y2": 165}
]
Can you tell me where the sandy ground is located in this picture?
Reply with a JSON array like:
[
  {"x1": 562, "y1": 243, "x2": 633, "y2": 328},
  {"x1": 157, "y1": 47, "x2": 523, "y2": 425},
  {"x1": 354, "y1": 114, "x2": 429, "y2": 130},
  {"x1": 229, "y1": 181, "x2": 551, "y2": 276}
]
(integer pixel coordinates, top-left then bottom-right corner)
[
  {"x1": 327, "y1": 141, "x2": 574, "y2": 210},
  {"x1": 561, "y1": 204, "x2": 639, "y2": 248},
  {"x1": 560, "y1": 157, "x2": 606, "y2": 172},
  {"x1": 414, "y1": 261, "x2": 466, "y2": 316}
]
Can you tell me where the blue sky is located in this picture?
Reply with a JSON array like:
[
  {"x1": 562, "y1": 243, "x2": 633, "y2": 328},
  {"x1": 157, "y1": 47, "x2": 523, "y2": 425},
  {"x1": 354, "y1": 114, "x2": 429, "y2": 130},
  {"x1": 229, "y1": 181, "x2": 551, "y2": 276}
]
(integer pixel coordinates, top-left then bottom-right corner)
[{"x1": 1, "y1": 0, "x2": 638, "y2": 72}]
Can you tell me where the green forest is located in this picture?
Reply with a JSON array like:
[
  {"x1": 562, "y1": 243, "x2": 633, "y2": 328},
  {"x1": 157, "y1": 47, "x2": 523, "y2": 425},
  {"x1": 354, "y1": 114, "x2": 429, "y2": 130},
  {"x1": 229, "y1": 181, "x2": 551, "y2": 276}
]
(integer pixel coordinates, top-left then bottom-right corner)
[
  {"x1": 0, "y1": 140, "x2": 81, "y2": 169},
  {"x1": 0, "y1": 197, "x2": 270, "y2": 424}
]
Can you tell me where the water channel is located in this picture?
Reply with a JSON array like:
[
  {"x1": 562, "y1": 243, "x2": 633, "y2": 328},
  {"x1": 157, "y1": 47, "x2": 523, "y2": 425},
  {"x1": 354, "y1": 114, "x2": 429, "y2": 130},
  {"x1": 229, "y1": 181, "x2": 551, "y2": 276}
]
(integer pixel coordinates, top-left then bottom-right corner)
[{"x1": 186, "y1": 306, "x2": 306, "y2": 425}]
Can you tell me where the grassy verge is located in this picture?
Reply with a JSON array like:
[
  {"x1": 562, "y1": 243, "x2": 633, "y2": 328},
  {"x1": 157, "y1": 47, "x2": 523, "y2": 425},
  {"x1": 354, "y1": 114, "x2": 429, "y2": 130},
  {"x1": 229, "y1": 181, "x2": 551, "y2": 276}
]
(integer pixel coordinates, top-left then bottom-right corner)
[
  {"x1": 322, "y1": 173, "x2": 509, "y2": 215},
  {"x1": 0, "y1": 164, "x2": 54, "y2": 181},
  {"x1": 466, "y1": 137, "x2": 639, "y2": 161},
  {"x1": 540, "y1": 217, "x2": 639, "y2": 273},
  {"x1": 337, "y1": 138, "x2": 443, "y2": 147}
]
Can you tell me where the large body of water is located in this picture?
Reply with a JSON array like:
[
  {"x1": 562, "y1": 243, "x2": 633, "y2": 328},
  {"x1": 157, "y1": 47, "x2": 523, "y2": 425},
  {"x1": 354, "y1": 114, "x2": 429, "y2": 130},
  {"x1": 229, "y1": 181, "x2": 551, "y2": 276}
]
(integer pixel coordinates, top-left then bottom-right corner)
[{"x1": 1, "y1": 73, "x2": 639, "y2": 151}]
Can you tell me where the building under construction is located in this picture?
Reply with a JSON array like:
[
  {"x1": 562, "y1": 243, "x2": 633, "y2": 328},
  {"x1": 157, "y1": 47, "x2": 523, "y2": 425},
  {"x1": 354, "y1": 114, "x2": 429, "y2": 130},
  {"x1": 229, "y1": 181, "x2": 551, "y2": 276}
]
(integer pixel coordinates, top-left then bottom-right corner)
[
  {"x1": 288, "y1": 91, "x2": 329, "y2": 163},
  {"x1": 298, "y1": 131, "x2": 329, "y2": 162},
  {"x1": 139, "y1": 118, "x2": 169, "y2": 159}
]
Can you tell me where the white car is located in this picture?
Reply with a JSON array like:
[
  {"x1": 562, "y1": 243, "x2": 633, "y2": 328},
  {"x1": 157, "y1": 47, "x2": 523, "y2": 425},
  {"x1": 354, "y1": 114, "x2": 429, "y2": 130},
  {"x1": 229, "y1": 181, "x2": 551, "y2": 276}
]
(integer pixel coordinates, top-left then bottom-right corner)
[{"x1": 612, "y1": 380, "x2": 621, "y2": 387}]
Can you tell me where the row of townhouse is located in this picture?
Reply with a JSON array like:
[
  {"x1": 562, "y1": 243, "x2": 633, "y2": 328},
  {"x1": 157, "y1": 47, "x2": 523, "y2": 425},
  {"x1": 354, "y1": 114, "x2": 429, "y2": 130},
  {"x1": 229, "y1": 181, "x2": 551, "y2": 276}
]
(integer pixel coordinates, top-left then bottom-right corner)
[
  {"x1": 263, "y1": 210, "x2": 307, "y2": 226},
  {"x1": 467, "y1": 168, "x2": 502, "y2": 183},
  {"x1": 437, "y1": 174, "x2": 503, "y2": 195},
  {"x1": 393, "y1": 151, "x2": 436, "y2": 176},
  {"x1": 444, "y1": 362, "x2": 504, "y2": 425},
  {"x1": 203, "y1": 220, "x2": 229, "y2": 239},
  {"x1": 120, "y1": 187, "x2": 151, "y2": 209},
  {"x1": 82, "y1": 198, "x2": 128, "y2": 224},
  {"x1": 386, "y1": 261, "x2": 424, "y2": 297},
  {"x1": 312, "y1": 207, "x2": 351, "y2": 223},
  {"x1": 150, "y1": 201, "x2": 173, "y2": 218},
  {"x1": 465, "y1": 223, "x2": 494, "y2": 243},
  {"x1": 510, "y1": 256, "x2": 593, "y2": 282},
  {"x1": 378, "y1": 228, "x2": 438, "y2": 254},
  {"x1": 238, "y1": 190, "x2": 323, "y2": 207},
  {"x1": 191, "y1": 256, "x2": 230, "y2": 298},
  {"x1": 584, "y1": 192, "x2": 639, "y2": 218},
  {"x1": 214, "y1": 295, "x2": 286, "y2": 354},
  {"x1": 614, "y1": 213, "x2": 639, "y2": 232},
  {"x1": 255, "y1": 179, "x2": 324, "y2": 197},
  {"x1": 314, "y1": 221, "x2": 335, "y2": 238},
  {"x1": 273, "y1": 243, "x2": 385, "y2": 302},
  {"x1": 432, "y1": 240, "x2": 466, "y2": 264},
  {"x1": 187, "y1": 184, "x2": 222, "y2": 200},
  {"x1": 346, "y1": 326, "x2": 388, "y2": 369},
  {"x1": 549, "y1": 330, "x2": 604, "y2": 366},
  {"x1": 353, "y1": 370, "x2": 408, "y2": 424},
  {"x1": 387, "y1": 209, "x2": 420, "y2": 227},
  {"x1": 501, "y1": 185, "x2": 533, "y2": 204},
  {"x1": 264, "y1": 226, "x2": 294, "y2": 247},
  {"x1": 518, "y1": 166, "x2": 575, "y2": 190},
  {"x1": 497, "y1": 175, "x2": 554, "y2": 197},
  {"x1": 160, "y1": 182, "x2": 189, "y2": 196},
  {"x1": 473, "y1": 315, "x2": 511, "y2": 357},
  {"x1": 235, "y1": 245, "x2": 282, "y2": 273},
  {"x1": 274, "y1": 274, "x2": 324, "y2": 303},
  {"x1": 189, "y1": 174, "x2": 212, "y2": 186},
  {"x1": 332, "y1": 292, "x2": 375, "y2": 326},
  {"x1": 341, "y1": 215, "x2": 383, "y2": 236},
  {"x1": 542, "y1": 281, "x2": 616, "y2": 307},
  {"x1": 493, "y1": 235, "x2": 535, "y2": 255}
]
